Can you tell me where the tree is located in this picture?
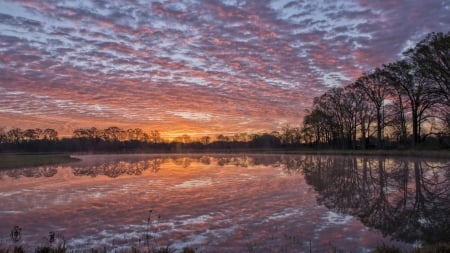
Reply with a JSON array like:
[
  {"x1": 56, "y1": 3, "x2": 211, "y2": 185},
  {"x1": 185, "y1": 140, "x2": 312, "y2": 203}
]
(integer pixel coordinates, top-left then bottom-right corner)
[
  {"x1": 355, "y1": 69, "x2": 390, "y2": 148},
  {"x1": 73, "y1": 127, "x2": 100, "y2": 139},
  {"x1": 103, "y1": 126, "x2": 124, "y2": 141},
  {"x1": 250, "y1": 133, "x2": 281, "y2": 148},
  {"x1": 382, "y1": 66, "x2": 409, "y2": 144},
  {"x1": 42, "y1": 128, "x2": 58, "y2": 141},
  {"x1": 216, "y1": 134, "x2": 229, "y2": 142},
  {"x1": 149, "y1": 130, "x2": 161, "y2": 143},
  {"x1": 346, "y1": 84, "x2": 374, "y2": 149},
  {"x1": 309, "y1": 87, "x2": 360, "y2": 149},
  {"x1": 280, "y1": 125, "x2": 302, "y2": 146},
  {"x1": 174, "y1": 134, "x2": 191, "y2": 143},
  {"x1": 405, "y1": 32, "x2": 450, "y2": 107},
  {"x1": 302, "y1": 108, "x2": 329, "y2": 146},
  {"x1": 200, "y1": 136, "x2": 211, "y2": 145},
  {"x1": 0, "y1": 127, "x2": 6, "y2": 144},
  {"x1": 384, "y1": 60, "x2": 437, "y2": 145},
  {"x1": 346, "y1": 83, "x2": 375, "y2": 149},
  {"x1": 126, "y1": 128, "x2": 148, "y2": 141},
  {"x1": 6, "y1": 128, "x2": 23, "y2": 144},
  {"x1": 23, "y1": 128, "x2": 42, "y2": 141}
]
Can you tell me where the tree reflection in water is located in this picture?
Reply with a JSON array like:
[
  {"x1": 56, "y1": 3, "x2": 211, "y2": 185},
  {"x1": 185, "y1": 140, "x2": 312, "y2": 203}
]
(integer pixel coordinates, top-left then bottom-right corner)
[
  {"x1": 0, "y1": 167, "x2": 58, "y2": 179},
  {"x1": 280, "y1": 155, "x2": 450, "y2": 245},
  {"x1": 71, "y1": 156, "x2": 280, "y2": 178},
  {"x1": 2, "y1": 154, "x2": 448, "y2": 247},
  {"x1": 72, "y1": 158, "x2": 164, "y2": 177},
  {"x1": 0, "y1": 155, "x2": 283, "y2": 179}
]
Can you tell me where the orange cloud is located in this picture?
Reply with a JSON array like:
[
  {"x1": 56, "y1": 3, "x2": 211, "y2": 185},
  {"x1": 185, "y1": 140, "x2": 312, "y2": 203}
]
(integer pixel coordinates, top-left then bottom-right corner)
[{"x1": 0, "y1": 0, "x2": 448, "y2": 138}]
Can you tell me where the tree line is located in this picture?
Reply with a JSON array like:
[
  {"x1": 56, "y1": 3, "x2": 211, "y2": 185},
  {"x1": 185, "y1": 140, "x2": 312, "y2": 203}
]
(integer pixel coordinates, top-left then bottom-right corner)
[
  {"x1": 0, "y1": 125, "x2": 304, "y2": 152},
  {"x1": 301, "y1": 32, "x2": 450, "y2": 149}
]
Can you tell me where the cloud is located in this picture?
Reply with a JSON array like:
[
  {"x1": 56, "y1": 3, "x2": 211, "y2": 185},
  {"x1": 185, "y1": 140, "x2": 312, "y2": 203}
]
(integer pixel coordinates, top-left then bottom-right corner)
[{"x1": 0, "y1": 0, "x2": 448, "y2": 137}]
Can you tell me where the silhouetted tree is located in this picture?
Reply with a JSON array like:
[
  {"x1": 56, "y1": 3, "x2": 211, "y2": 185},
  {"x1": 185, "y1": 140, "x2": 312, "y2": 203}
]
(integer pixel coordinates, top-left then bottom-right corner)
[
  {"x1": 0, "y1": 127, "x2": 7, "y2": 144},
  {"x1": 406, "y1": 32, "x2": 450, "y2": 107},
  {"x1": 348, "y1": 83, "x2": 375, "y2": 149},
  {"x1": 216, "y1": 134, "x2": 229, "y2": 142},
  {"x1": 250, "y1": 133, "x2": 281, "y2": 148},
  {"x1": 42, "y1": 128, "x2": 58, "y2": 141},
  {"x1": 73, "y1": 127, "x2": 100, "y2": 139},
  {"x1": 126, "y1": 128, "x2": 148, "y2": 141},
  {"x1": 174, "y1": 134, "x2": 191, "y2": 143},
  {"x1": 200, "y1": 136, "x2": 211, "y2": 145},
  {"x1": 280, "y1": 125, "x2": 302, "y2": 146},
  {"x1": 23, "y1": 128, "x2": 42, "y2": 141},
  {"x1": 384, "y1": 60, "x2": 438, "y2": 145},
  {"x1": 307, "y1": 87, "x2": 359, "y2": 149},
  {"x1": 149, "y1": 130, "x2": 161, "y2": 143},
  {"x1": 302, "y1": 108, "x2": 329, "y2": 147},
  {"x1": 103, "y1": 126, "x2": 124, "y2": 141},
  {"x1": 355, "y1": 69, "x2": 390, "y2": 148},
  {"x1": 6, "y1": 128, "x2": 23, "y2": 144}
]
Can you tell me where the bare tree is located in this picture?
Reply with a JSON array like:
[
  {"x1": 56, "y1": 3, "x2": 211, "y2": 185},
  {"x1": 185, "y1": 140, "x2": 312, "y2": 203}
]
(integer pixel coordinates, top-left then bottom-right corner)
[
  {"x1": 148, "y1": 130, "x2": 161, "y2": 143},
  {"x1": 23, "y1": 128, "x2": 42, "y2": 141},
  {"x1": 355, "y1": 69, "x2": 390, "y2": 148},
  {"x1": 0, "y1": 127, "x2": 6, "y2": 144},
  {"x1": 384, "y1": 60, "x2": 437, "y2": 145},
  {"x1": 405, "y1": 32, "x2": 450, "y2": 106},
  {"x1": 43, "y1": 128, "x2": 58, "y2": 141},
  {"x1": 6, "y1": 128, "x2": 23, "y2": 144}
]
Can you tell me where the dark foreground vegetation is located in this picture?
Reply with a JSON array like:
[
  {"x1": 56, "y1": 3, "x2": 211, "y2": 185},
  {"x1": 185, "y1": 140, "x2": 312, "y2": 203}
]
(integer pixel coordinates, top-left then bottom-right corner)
[{"x1": 1, "y1": 243, "x2": 450, "y2": 253}]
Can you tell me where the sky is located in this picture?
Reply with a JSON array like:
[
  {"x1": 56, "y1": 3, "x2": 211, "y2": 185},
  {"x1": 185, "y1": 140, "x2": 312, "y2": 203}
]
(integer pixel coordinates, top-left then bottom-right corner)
[{"x1": 0, "y1": 0, "x2": 449, "y2": 139}]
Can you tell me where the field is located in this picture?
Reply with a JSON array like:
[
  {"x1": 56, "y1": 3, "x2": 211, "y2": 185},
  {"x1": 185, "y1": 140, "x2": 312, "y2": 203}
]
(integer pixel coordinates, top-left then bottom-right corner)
[{"x1": 0, "y1": 153, "x2": 79, "y2": 169}]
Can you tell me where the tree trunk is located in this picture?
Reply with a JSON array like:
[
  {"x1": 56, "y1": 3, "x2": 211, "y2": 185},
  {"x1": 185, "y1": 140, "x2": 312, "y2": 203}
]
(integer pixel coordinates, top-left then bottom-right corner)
[
  {"x1": 412, "y1": 108, "x2": 419, "y2": 145},
  {"x1": 361, "y1": 117, "x2": 367, "y2": 150},
  {"x1": 376, "y1": 107, "x2": 383, "y2": 148},
  {"x1": 397, "y1": 94, "x2": 408, "y2": 143}
]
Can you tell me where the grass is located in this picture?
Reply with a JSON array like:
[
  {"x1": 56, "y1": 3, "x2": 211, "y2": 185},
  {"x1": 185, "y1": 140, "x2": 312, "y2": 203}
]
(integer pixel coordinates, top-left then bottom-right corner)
[
  {"x1": 282, "y1": 148, "x2": 450, "y2": 159},
  {"x1": 1, "y1": 244, "x2": 450, "y2": 253},
  {"x1": 374, "y1": 243, "x2": 450, "y2": 253},
  {"x1": 0, "y1": 245, "x2": 196, "y2": 253},
  {"x1": 0, "y1": 153, "x2": 79, "y2": 169},
  {"x1": 201, "y1": 147, "x2": 450, "y2": 159}
]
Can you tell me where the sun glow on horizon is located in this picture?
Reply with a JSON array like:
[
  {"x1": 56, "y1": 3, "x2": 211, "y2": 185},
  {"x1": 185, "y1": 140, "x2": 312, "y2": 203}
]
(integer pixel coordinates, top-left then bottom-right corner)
[{"x1": 0, "y1": 0, "x2": 448, "y2": 135}]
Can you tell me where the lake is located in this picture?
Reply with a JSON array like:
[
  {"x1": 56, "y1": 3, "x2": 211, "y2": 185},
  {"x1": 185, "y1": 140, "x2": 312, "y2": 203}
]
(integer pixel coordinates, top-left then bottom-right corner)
[{"x1": 0, "y1": 154, "x2": 449, "y2": 252}]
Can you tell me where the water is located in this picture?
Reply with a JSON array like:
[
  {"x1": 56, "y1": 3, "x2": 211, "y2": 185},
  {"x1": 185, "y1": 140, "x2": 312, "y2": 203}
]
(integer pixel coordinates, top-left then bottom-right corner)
[{"x1": 0, "y1": 154, "x2": 449, "y2": 252}]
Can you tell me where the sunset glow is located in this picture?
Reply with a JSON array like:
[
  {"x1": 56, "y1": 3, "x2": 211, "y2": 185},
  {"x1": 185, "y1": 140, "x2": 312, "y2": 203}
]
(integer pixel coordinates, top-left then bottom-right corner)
[{"x1": 1, "y1": 0, "x2": 449, "y2": 138}]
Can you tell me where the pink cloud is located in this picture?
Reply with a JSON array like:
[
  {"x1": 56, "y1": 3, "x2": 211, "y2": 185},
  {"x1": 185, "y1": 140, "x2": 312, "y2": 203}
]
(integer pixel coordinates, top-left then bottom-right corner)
[{"x1": 0, "y1": 0, "x2": 448, "y2": 137}]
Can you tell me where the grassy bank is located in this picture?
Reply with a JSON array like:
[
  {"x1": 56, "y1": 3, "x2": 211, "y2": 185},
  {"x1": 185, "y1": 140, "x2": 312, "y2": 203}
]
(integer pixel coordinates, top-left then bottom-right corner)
[
  {"x1": 287, "y1": 148, "x2": 450, "y2": 159},
  {"x1": 0, "y1": 153, "x2": 79, "y2": 169},
  {"x1": 210, "y1": 148, "x2": 450, "y2": 159}
]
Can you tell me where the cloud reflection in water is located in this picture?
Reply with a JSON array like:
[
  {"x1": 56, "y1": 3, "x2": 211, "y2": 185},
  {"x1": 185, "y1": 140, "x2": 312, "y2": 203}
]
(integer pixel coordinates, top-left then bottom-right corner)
[{"x1": 1, "y1": 154, "x2": 447, "y2": 252}]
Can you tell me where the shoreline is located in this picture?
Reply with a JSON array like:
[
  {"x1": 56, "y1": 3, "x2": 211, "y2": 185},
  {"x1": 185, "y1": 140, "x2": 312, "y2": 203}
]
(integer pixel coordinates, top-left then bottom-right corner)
[
  {"x1": 0, "y1": 153, "x2": 80, "y2": 170},
  {"x1": 1, "y1": 149, "x2": 448, "y2": 170}
]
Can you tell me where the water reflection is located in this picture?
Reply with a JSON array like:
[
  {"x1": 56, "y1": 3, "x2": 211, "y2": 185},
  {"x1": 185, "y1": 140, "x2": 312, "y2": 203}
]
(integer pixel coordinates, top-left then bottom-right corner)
[
  {"x1": 71, "y1": 155, "x2": 281, "y2": 178},
  {"x1": 0, "y1": 154, "x2": 448, "y2": 251},
  {"x1": 279, "y1": 155, "x2": 450, "y2": 245},
  {"x1": 0, "y1": 166, "x2": 58, "y2": 179},
  {"x1": 0, "y1": 155, "x2": 283, "y2": 179},
  {"x1": 72, "y1": 158, "x2": 164, "y2": 177}
]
